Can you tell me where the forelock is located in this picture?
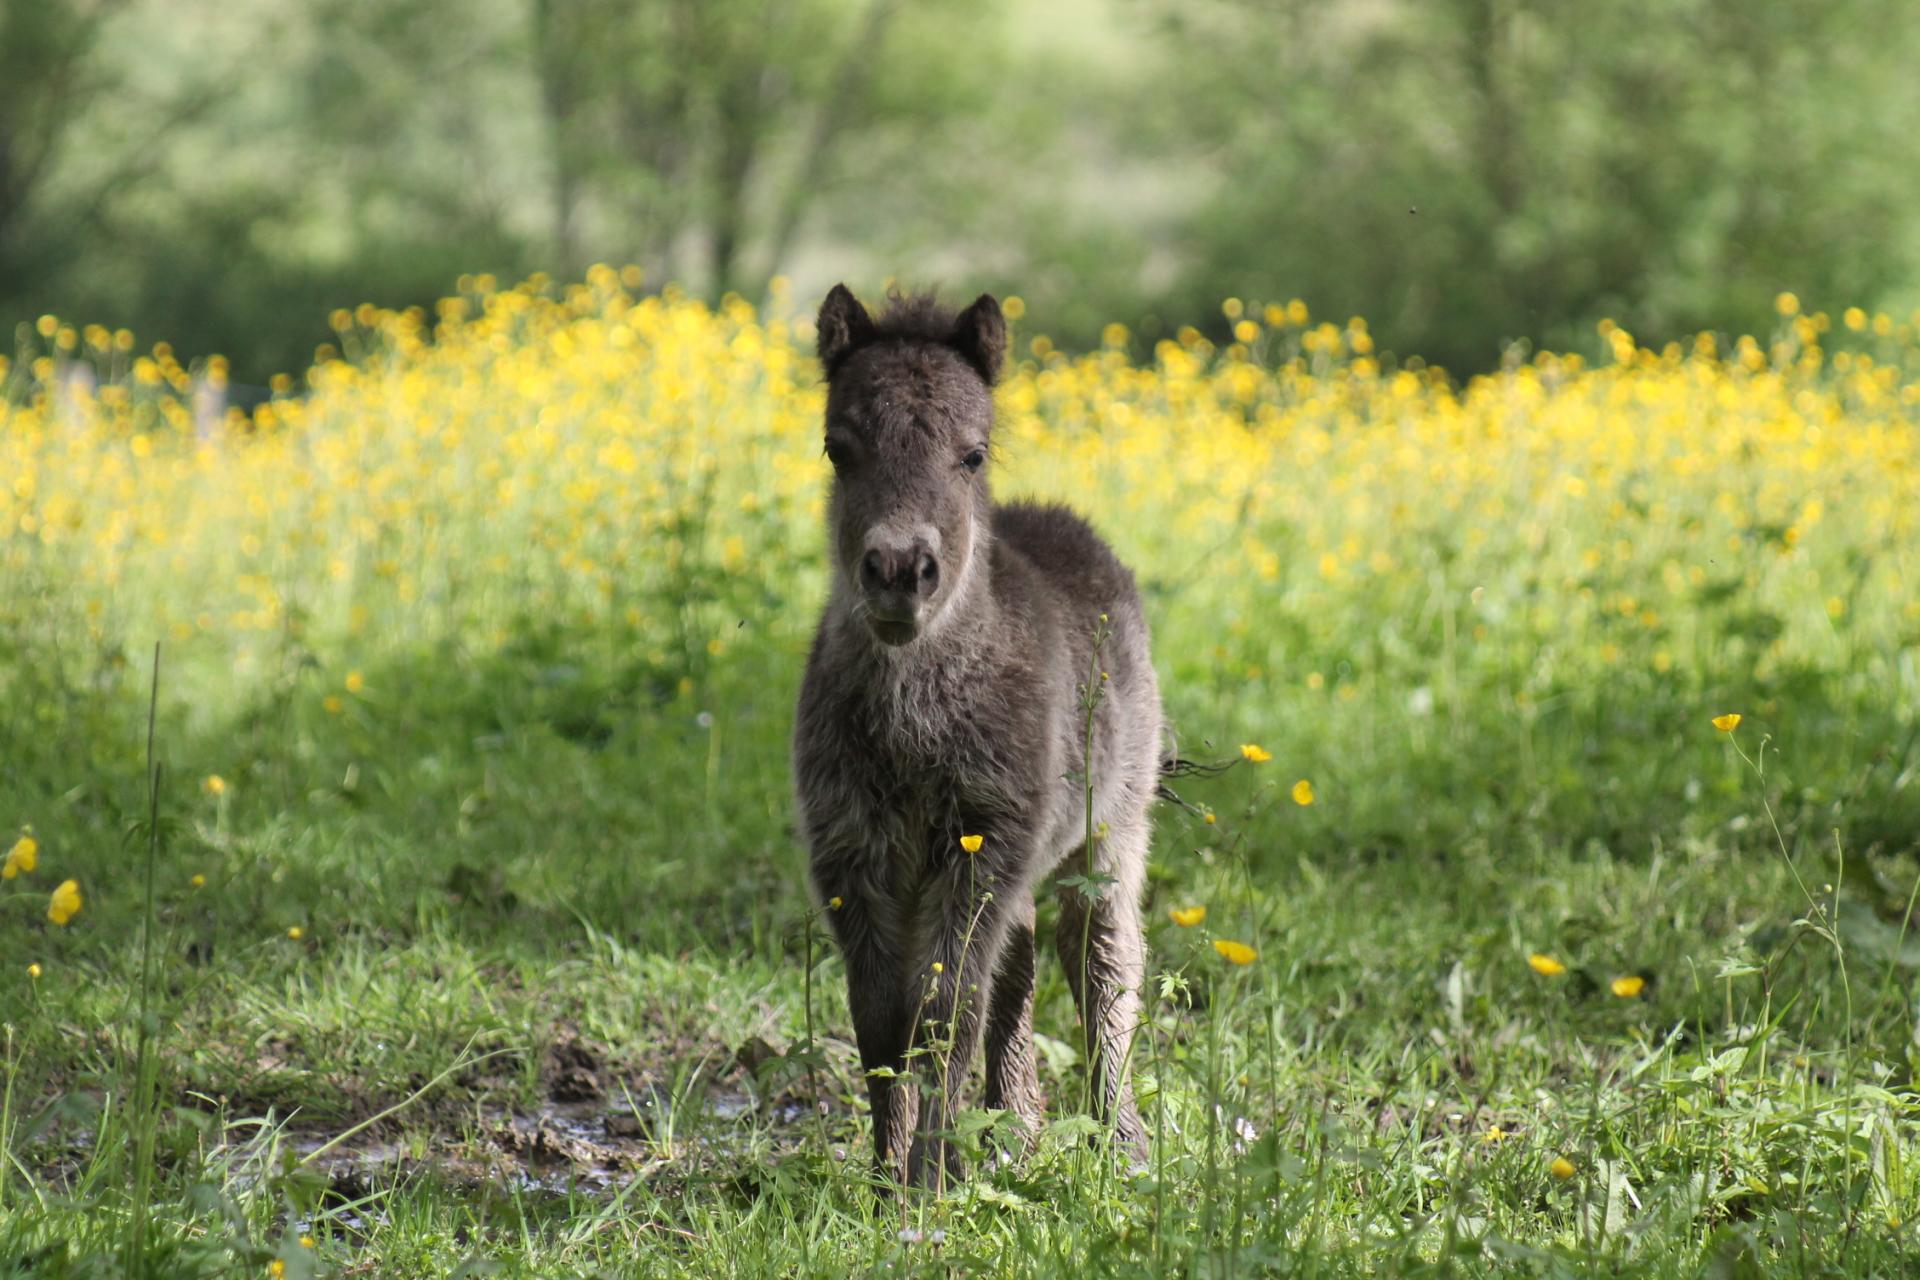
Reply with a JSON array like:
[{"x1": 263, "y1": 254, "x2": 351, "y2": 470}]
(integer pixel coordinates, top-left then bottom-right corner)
[
  {"x1": 868, "y1": 292, "x2": 960, "y2": 344},
  {"x1": 825, "y1": 292, "x2": 967, "y2": 383}
]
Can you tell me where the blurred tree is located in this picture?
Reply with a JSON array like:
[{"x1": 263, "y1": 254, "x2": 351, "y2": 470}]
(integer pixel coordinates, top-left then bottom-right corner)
[
  {"x1": 0, "y1": 1, "x2": 119, "y2": 297},
  {"x1": 1143, "y1": 0, "x2": 1920, "y2": 368},
  {"x1": 34, "y1": 0, "x2": 539, "y2": 378},
  {"x1": 0, "y1": 0, "x2": 203, "y2": 300},
  {"x1": 528, "y1": 0, "x2": 917, "y2": 295},
  {"x1": 8, "y1": 0, "x2": 1916, "y2": 375}
]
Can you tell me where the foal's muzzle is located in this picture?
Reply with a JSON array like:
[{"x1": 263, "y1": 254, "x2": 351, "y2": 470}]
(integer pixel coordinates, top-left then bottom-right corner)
[{"x1": 859, "y1": 534, "x2": 939, "y2": 646}]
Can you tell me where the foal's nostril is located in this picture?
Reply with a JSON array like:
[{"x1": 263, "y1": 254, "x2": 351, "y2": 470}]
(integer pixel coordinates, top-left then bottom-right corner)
[
  {"x1": 860, "y1": 549, "x2": 888, "y2": 594},
  {"x1": 915, "y1": 553, "x2": 939, "y2": 597}
]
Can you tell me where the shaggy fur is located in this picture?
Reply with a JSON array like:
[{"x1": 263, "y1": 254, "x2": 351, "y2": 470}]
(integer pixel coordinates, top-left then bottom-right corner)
[{"x1": 793, "y1": 284, "x2": 1163, "y2": 1190}]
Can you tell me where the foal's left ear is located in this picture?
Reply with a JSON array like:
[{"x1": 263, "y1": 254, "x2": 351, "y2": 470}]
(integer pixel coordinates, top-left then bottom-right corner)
[{"x1": 950, "y1": 294, "x2": 1007, "y2": 385}]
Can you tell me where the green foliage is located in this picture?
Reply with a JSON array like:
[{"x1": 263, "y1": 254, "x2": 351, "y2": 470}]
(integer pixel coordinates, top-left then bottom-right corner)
[
  {"x1": 9, "y1": 1, "x2": 1920, "y2": 378},
  {"x1": 1141, "y1": 0, "x2": 1920, "y2": 368},
  {"x1": 2, "y1": 568, "x2": 1918, "y2": 1272}
]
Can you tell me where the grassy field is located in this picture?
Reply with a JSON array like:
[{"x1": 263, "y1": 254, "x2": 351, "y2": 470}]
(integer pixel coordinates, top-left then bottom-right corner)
[{"x1": 3, "y1": 277, "x2": 1920, "y2": 1276}]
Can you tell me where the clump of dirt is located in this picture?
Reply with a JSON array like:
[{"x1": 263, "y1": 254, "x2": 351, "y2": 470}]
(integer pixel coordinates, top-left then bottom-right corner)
[{"x1": 542, "y1": 1030, "x2": 610, "y2": 1103}]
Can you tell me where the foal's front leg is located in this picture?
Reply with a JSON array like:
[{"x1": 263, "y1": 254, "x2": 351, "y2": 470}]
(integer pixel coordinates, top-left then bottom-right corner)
[
  {"x1": 906, "y1": 856, "x2": 1020, "y2": 1191},
  {"x1": 982, "y1": 894, "x2": 1043, "y2": 1138},
  {"x1": 818, "y1": 888, "x2": 916, "y2": 1183}
]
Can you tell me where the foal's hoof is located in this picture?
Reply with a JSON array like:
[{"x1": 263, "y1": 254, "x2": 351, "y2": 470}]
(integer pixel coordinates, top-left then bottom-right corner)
[{"x1": 906, "y1": 1136, "x2": 967, "y2": 1192}]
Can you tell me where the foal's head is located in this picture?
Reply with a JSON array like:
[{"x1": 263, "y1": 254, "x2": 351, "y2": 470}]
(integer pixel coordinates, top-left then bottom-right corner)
[{"x1": 814, "y1": 285, "x2": 1007, "y2": 647}]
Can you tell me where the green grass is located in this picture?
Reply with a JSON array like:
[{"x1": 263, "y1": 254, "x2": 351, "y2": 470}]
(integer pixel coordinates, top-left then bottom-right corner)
[{"x1": 3, "y1": 606, "x2": 1918, "y2": 1279}]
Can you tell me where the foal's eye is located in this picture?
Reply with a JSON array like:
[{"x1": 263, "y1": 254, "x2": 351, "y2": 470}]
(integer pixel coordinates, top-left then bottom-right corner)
[
  {"x1": 961, "y1": 449, "x2": 986, "y2": 473},
  {"x1": 824, "y1": 440, "x2": 852, "y2": 470}
]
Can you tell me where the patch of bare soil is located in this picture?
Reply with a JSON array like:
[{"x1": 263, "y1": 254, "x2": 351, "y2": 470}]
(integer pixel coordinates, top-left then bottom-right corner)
[{"x1": 292, "y1": 1027, "x2": 837, "y2": 1200}]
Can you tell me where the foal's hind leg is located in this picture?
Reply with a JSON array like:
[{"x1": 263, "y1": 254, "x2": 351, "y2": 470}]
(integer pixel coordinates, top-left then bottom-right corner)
[
  {"x1": 1055, "y1": 818, "x2": 1150, "y2": 1162},
  {"x1": 983, "y1": 894, "x2": 1043, "y2": 1146}
]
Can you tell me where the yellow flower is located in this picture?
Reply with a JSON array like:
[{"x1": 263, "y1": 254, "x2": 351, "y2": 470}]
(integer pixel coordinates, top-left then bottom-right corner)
[
  {"x1": 271, "y1": 1261, "x2": 286, "y2": 1278},
  {"x1": 48, "y1": 879, "x2": 82, "y2": 926},
  {"x1": 191, "y1": 874, "x2": 207, "y2": 888},
  {"x1": 1551, "y1": 1156, "x2": 1577, "y2": 1180},
  {"x1": 827, "y1": 895, "x2": 843, "y2": 910},
  {"x1": 1213, "y1": 939, "x2": 1256, "y2": 965},
  {"x1": 1711, "y1": 713, "x2": 1741, "y2": 732},
  {"x1": 27, "y1": 963, "x2": 42, "y2": 979},
  {"x1": 1528, "y1": 953, "x2": 1566, "y2": 976},
  {"x1": 1291, "y1": 779, "x2": 1315, "y2": 806},
  {"x1": 1203, "y1": 811, "x2": 1216, "y2": 825},
  {"x1": 1610, "y1": 975, "x2": 1646, "y2": 998},
  {"x1": 203, "y1": 774, "x2": 227, "y2": 796},
  {"x1": 1481, "y1": 1126, "x2": 1508, "y2": 1144},
  {"x1": 1170, "y1": 905, "x2": 1207, "y2": 927},
  {"x1": 1239, "y1": 744, "x2": 1272, "y2": 763},
  {"x1": 323, "y1": 695, "x2": 344, "y2": 714},
  {"x1": 345, "y1": 670, "x2": 366, "y2": 694},
  {"x1": 299, "y1": 1235, "x2": 314, "y2": 1249},
  {"x1": 287, "y1": 926, "x2": 304, "y2": 940},
  {"x1": 959, "y1": 834, "x2": 984, "y2": 854},
  {"x1": 3, "y1": 834, "x2": 37, "y2": 878},
  {"x1": 930, "y1": 961, "x2": 944, "y2": 974}
]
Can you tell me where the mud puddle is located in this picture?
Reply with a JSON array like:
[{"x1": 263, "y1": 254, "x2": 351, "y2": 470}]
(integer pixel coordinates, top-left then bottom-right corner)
[{"x1": 290, "y1": 1031, "x2": 833, "y2": 1203}]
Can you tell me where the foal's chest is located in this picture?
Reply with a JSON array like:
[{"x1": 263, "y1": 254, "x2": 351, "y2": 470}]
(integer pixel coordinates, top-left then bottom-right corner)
[{"x1": 860, "y1": 673, "x2": 1018, "y2": 842}]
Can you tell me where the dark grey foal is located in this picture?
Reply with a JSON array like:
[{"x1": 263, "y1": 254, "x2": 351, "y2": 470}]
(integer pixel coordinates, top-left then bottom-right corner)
[{"x1": 792, "y1": 285, "x2": 1163, "y2": 1190}]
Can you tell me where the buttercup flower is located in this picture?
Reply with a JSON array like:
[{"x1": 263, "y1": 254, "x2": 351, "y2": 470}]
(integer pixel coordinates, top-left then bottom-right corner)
[
  {"x1": 1711, "y1": 713, "x2": 1741, "y2": 732},
  {"x1": 1291, "y1": 779, "x2": 1314, "y2": 806},
  {"x1": 3, "y1": 833, "x2": 37, "y2": 878},
  {"x1": 1610, "y1": 975, "x2": 1646, "y2": 998},
  {"x1": 203, "y1": 775, "x2": 227, "y2": 796},
  {"x1": 959, "y1": 834, "x2": 984, "y2": 854},
  {"x1": 1551, "y1": 1156, "x2": 1577, "y2": 1180},
  {"x1": 1528, "y1": 953, "x2": 1566, "y2": 976},
  {"x1": 1239, "y1": 744, "x2": 1272, "y2": 763},
  {"x1": 48, "y1": 879, "x2": 82, "y2": 926},
  {"x1": 1170, "y1": 905, "x2": 1207, "y2": 926},
  {"x1": 1213, "y1": 939, "x2": 1256, "y2": 965}
]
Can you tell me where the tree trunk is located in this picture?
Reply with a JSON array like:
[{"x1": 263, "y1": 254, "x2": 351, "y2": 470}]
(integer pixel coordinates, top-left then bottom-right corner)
[
  {"x1": 758, "y1": 0, "x2": 901, "y2": 295},
  {"x1": 530, "y1": 0, "x2": 582, "y2": 276}
]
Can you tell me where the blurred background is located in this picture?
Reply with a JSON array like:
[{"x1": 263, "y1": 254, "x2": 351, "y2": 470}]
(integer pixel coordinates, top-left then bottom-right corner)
[{"x1": 5, "y1": 0, "x2": 1920, "y2": 382}]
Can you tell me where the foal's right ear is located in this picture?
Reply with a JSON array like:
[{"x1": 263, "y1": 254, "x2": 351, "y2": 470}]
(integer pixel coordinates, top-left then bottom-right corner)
[{"x1": 816, "y1": 284, "x2": 874, "y2": 377}]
